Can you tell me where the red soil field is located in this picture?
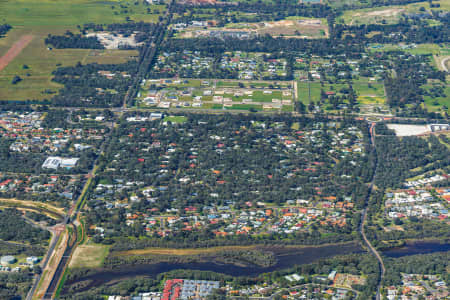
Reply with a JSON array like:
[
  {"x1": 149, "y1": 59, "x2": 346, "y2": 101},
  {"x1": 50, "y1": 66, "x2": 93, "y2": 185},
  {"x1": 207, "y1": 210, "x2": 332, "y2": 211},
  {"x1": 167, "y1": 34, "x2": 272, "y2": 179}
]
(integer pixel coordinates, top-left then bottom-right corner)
[{"x1": 0, "y1": 35, "x2": 34, "y2": 72}]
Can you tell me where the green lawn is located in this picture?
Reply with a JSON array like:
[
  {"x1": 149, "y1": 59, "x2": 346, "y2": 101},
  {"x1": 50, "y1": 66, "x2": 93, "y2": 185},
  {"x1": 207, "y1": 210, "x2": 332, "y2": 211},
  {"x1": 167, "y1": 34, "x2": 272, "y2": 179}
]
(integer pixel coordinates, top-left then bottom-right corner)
[
  {"x1": 422, "y1": 84, "x2": 450, "y2": 113},
  {"x1": 367, "y1": 43, "x2": 449, "y2": 55},
  {"x1": 224, "y1": 104, "x2": 263, "y2": 111},
  {"x1": 164, "y1": 115, "x2": 188, "y2": 123},
  {"x1": 353, "y1": 82, "x2": 386, "y2": 104},
  {"x1": 297, "y1": 82, "x2": 348, "y2": 104},
  {"x1": 297, "y1": 82, "x2": 321, "y2": 104}
]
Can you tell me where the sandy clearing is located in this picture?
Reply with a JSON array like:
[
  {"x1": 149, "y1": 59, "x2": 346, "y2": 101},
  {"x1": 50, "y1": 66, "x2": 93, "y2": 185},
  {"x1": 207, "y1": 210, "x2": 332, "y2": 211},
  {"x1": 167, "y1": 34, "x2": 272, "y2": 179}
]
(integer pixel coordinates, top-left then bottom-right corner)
[
  {"x1": 366, "y1": 8, "x2": 404, "y2": 17},
  {"x1": 0, "y1": 35, "x2": 34, "y2": 72},
  {"x1": 0, "y1": 198, "x2": 65, "y2": 214},
  {"x1": 386, "y1": 124, "x2": 431, "y2": 136}
]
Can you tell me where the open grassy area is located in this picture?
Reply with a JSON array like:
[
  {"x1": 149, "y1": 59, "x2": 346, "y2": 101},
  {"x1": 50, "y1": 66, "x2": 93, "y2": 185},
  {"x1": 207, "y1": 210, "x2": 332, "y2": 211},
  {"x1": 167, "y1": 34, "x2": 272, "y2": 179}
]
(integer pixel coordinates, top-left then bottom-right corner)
[
  {"x1": 0, "y1": 0, "x2": 164, "y2": 27},
  {"x1": 0, "y1": 0, "x2": 160, "y2": 101},
  {"x1": 297, "y1": 82, "x2": 349, "y2": 104},
  {"x1": 336, "y1": 1, "x2": 446, "y2": 25},
  {"x1": 0, "y1": 29, "x2": 137, "y2": 100},
  {"x1": 297, "y1": 82, "x2": 320, "y2": 104},
  {"x1": 114, "y1": 245, "x2": 261, "y2": 256},
  {"x1": 367, "y1": 43, "x2": 449, "y2": 56},
  {"x1": 353, "y1": 82, "x2": 386, "y2": 104},
  {"x1": 164, "y1": 115, "x2": 188, "y2": 123},
  {"x1": 68, "y1": 242, "x2": 110, "y2": 269},
  {"x1": 422, "y1": 84, "x2": 450, "y2": 113}
]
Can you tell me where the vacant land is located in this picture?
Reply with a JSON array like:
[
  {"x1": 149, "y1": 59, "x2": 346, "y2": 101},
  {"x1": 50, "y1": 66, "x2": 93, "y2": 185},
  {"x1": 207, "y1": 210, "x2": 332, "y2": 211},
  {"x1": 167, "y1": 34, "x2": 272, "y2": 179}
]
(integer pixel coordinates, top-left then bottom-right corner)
[
  {"x1": 176, "y1": 17, "x2": 328, "y2": 39},
  {"x1": 69, "y1": 243, "x2": 110, "y2": 268},
  {"x1": 367, "y1": 43, "x2": 449, "y2": 55},
  {"x1": 353, "y1": 82, "x2": 386, "y2": 104},
  {"x1": 0, "y1": 27, "x2": 137, "y2": 100},
  {"x1": 423, "y1": 84, "x2": 450, "y2": 113},
  {"x1": 386, "y1": 124, "x2": 431, "y2": 136},
  {"x1": 114, "y1": 245, "x2": 260, "y2": 256},
  {"x1": 0, "y1": 198, "x2": 65, "y2": 216},
  {"x1": 0, "y1": 0, "x2": 164, "y2": 28},
  {"x1": 337, "y1": 2, "x2": 441, "y2": 25},
  {"x1": 344, "y1": 7, "x2": 405, "y2": 25},
  {"x1": 0, "y1": 0, "x2": 160, "y2": 101},
  {"x1": 0, "y1": 35, "x2": 33, "y2": 72}
]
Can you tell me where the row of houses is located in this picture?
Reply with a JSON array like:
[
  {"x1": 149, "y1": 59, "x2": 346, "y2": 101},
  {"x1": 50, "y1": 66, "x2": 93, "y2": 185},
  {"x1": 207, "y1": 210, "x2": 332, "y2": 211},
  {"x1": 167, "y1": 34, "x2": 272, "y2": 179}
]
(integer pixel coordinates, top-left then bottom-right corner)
[
  {"x1": 87, "y1": 117, "x2": 367, "y2": 241},
  {"x1": 384, "y1": 273, "x2": 448, "y2": 300},
  {"x1": 152, "y1": 50, "x2": 287, "y2": 80},
  {"x1": 385, "y1": 188, "x2": 450, "y2": 220},
  {"x1": 0, "y1": 174, "x2": 82, "y2": 201}
]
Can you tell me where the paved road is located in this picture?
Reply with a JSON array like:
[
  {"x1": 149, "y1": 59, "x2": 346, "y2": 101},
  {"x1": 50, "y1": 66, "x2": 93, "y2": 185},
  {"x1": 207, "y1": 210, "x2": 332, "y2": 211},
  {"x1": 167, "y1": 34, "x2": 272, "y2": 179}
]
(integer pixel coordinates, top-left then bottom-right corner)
[
  {"x1": 420, "y1": 280, "x2": 438, "y2": 294},
  {"x1": 441, "y1": 57, "x2": 449, "y2": 72},
  {"x1": 26, "y1": 229, "x2": 62, "y2": 300},
  {"x1": 359, "y1": 122, "x2": 385, "y2": 300}
]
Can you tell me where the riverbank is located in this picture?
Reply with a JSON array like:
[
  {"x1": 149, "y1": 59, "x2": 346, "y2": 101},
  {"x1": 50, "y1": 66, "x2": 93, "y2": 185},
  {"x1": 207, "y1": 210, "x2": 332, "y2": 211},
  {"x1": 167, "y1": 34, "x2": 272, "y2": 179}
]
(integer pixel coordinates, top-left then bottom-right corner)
[{"x1": 62, "y1": 242, "x2": 365, "y2": 294}]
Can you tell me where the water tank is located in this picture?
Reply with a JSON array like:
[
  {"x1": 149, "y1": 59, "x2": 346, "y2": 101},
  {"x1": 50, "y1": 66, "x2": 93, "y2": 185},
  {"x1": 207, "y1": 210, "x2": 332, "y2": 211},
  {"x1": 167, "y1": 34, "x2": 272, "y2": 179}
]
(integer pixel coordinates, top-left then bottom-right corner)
[{"x1": 1, "y1": 255, "x2": 16, "y2": 265}]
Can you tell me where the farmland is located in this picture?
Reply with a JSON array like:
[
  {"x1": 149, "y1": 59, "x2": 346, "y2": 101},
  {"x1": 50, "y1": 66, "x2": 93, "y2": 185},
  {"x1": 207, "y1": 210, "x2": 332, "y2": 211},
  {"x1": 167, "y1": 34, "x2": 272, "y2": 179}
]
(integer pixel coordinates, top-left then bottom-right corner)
[{"x1": 0, "y1": 0, "x2": 162, "y2": 101}]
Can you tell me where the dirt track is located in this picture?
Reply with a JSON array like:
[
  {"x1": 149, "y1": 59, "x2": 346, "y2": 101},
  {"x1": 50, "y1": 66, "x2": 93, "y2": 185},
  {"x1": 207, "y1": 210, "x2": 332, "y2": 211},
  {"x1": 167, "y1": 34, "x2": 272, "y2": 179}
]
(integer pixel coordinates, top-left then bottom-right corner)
[{"x1": 0, "y1": 34, "x2": 34, "y2": 72}]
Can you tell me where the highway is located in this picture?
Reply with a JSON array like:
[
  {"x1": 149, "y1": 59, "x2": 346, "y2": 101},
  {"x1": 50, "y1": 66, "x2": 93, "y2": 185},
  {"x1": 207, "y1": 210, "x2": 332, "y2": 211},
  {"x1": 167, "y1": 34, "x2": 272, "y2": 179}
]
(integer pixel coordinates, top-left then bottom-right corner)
[{"x1": 26, "y1": 228, "x2": 62, "y2": 300}]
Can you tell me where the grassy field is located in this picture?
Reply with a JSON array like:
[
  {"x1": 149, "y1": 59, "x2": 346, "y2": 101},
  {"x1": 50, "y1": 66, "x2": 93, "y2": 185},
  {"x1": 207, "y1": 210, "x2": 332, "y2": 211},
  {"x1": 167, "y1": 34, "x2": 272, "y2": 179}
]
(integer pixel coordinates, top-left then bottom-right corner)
[
  {"x1": 297, "y1": 82, "x2": 349, "y2": 104},
  {"x1": 353, "y1": 82, "x2": 386, "y2": 104},
  {"x1": 367, "y1": 43, "x2": 449, "y2": 55},
  {"x1": 114, "y1": 245, "x2": 261, "y2": 256},
  {"x1": 69, "y1": 242, "x2": 110, "y2": 268},
  {"x1": 422, "y1": 84, "x2": 450, "y2": 113},
  {"x1": 0, "y1": 0, "x2": 164, "y2": 27},
  {"x1": 336, "y1": 1, "x2": 447, "y2": 25},
  {"x1": 0, "y1": 0, "x2": 161, "y2": 101},
  {"x1": 297, "y1": 82, "x2": 320, "y2": 104},
  {"x1": 164, "y1": 115, "x2": 188, "y2": 123},
  {"x1": 0, "y1": 30, "x2": 138, "y2": 100}
]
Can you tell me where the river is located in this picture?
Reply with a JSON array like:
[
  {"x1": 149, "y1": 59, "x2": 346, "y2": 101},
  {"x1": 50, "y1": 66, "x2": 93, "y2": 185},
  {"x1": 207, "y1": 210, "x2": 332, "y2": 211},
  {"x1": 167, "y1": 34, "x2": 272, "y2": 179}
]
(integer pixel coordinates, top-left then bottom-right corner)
[
  {"x1": 62, "y1": 242, "x2": 363, "y2": 293},
  {"x1": 62, "y1": 240, "x2": 450, "y2": 294},
  {"x1": 382, "y1": 240, "x2": 450, "y2": 258}
]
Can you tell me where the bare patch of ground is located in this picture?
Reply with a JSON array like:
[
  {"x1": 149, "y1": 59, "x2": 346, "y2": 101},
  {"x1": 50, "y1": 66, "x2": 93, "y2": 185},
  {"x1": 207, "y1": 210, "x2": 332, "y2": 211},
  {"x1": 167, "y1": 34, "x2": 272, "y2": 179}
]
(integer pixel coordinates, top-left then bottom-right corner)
[
  {"x1": 86, "y1": 32, "x2": 143, "y2": 49},
  {"x1": 178, "y1": 18, "x2": 328, "y2": 39},
  {"x1": 365, "y1": 8, "x2": 404, "y2": 17},
  {"x1": 0, "y1": 198, "x2": 65, "y2": 215},
  {"x1": 386, "y1": 124, "x2": 431, "y2": 136},
  {"x1": 0, "y1": 35, "x2": 33, "y2": 72}
]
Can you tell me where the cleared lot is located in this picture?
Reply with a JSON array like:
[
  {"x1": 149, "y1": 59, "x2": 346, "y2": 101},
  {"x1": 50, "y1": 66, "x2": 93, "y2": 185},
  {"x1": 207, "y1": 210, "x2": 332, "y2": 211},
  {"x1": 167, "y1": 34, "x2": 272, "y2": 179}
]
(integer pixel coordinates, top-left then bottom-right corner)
[{"x1": 386, "y1": 124, "x2": 430, "y2": 136}]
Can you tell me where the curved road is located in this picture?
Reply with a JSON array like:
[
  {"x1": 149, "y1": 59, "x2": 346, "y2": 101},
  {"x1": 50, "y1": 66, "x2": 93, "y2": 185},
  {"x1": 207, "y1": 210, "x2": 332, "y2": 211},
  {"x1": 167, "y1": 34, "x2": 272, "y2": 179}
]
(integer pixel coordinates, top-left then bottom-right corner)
[{"x1": 440, "y1": 57, "x2": 449, "y2": 72}]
